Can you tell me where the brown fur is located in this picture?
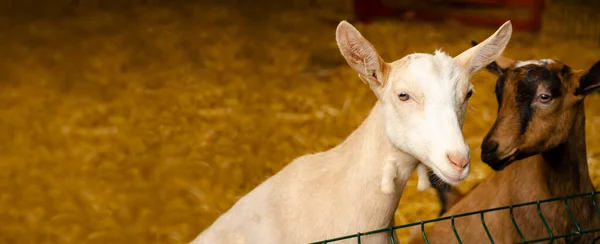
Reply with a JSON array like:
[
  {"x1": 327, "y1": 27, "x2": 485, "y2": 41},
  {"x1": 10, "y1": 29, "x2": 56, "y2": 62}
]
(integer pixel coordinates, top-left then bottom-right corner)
[
  {"x1": 492, "y1": 62, "x2": 577, "y2": 158},
  {"x1": 436, "y1": 187, "x2": 464, "y2": 216},
  {"x1": 409, "y1": 58, "x2": 600, "y2": 244}
]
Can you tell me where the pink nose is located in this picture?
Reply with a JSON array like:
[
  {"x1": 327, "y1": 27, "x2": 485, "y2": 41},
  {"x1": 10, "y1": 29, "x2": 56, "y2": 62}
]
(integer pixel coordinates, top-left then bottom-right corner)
[{"x1": 447, "y1": 153, "x2": 469, "y2": 174}]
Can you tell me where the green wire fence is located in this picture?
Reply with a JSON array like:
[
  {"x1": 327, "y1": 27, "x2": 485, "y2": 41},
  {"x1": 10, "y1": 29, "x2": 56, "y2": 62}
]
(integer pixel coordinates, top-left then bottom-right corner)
[{"x1": 312, "y1": 191, "x2": 600, "y2": 244}]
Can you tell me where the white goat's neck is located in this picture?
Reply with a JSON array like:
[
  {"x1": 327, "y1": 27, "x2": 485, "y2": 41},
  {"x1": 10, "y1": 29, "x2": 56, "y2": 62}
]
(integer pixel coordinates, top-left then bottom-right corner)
[{"x1": 332, "y1": 101, "x2": 419, "y2": 218}]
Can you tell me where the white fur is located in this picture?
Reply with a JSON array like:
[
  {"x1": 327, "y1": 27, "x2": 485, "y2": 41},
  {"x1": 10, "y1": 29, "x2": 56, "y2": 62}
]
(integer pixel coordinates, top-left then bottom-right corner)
[
  {"x1": 381, "y1": 155, "x2": 400, "y2": 194},
  {"x1": 382, "y1": 51, "x2": 473, "y2": 184},
  {"x1": 514, "y1": 59, "x2": 555, "y2": 68},
  {"x1": 416, "y1": 164, "x2": 431, "y2": 191},
  {"x1": 192, "y1": 20, "x2": 512, "y2": 244}
]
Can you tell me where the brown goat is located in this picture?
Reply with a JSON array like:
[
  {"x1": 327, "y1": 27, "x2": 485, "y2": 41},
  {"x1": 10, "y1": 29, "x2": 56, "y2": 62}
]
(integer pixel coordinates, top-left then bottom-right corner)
[{"x1": 410, "y1": 46, "x2": 600, "y2": 243}]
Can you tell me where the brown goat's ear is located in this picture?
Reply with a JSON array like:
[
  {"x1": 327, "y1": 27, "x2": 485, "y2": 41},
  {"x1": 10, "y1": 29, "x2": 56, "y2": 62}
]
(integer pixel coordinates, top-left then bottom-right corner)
[
  {"x1": 483, "y1": 60, "x2": 507, "y2": 76},
  {"x1": 575, "y1": 61, "x2": 600, "y2": 96},
  {"x1": 470, "y1": 39, "x2": 514, "y2": 77}
]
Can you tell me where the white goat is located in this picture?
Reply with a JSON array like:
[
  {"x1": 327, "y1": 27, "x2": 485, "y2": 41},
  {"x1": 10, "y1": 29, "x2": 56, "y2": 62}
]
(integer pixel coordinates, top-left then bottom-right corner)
[{"x1": 191, "y1": 20, "x2": 513, "y2": 244}]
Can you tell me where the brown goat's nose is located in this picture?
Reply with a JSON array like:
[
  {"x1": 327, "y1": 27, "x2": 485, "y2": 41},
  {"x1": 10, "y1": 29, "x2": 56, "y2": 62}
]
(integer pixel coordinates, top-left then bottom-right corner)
[
  {"x1": 481, "y1": 140, "x2": 499, "y2": 155},
  {"x1": 447, "y1": 153, "x2": 468, "y2": 173},
  {"x1": 481, "y1": 140, "x2": 499, "y2": 163}
]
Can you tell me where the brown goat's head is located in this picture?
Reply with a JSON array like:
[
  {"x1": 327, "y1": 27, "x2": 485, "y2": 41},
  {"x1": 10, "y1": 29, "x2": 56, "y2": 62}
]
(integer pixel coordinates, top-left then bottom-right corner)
[{"x1": 475, "y1": 41, "x2": 600, "y2": 170}]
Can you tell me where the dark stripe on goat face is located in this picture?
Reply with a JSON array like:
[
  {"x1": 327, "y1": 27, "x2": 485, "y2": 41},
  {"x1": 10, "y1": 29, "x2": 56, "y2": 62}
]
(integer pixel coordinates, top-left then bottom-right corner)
[
  {"x1": 514, "y1": 65, "x2": 563, "y2": 134},
  {"x1": 515, "y1": 78, "x2": 536, "y2": 134},
  {"x1": 495, "y1": 74, "x2": 506, "y2": 109}
]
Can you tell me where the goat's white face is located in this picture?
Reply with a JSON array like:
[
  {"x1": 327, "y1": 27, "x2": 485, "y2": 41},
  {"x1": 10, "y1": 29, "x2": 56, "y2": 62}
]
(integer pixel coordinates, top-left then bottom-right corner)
[
  {"x1": 336, "y1": 20, "x2": 513, "y2": 185},
  {"x1": 382, "y1": 53, "x2": 473, "y2": 184}
]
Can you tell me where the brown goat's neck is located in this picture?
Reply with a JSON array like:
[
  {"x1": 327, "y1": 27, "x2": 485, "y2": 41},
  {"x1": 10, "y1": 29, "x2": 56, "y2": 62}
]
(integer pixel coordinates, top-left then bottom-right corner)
[{"x1": 539, "y1": 102, "x2": 594, "y2": 195}]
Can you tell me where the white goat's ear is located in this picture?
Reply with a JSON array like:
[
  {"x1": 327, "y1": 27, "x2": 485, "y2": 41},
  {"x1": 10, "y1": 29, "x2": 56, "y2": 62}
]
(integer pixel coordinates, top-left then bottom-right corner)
[
  {"x1": 470, "y1": 40, "x2": 515, "y2": 76},
  {"x1": 336, "y1": 21, "x2": 389, "y2": 90},
  {"x1": 454, "y1": 21, "x2": 513, "y2": 75}
]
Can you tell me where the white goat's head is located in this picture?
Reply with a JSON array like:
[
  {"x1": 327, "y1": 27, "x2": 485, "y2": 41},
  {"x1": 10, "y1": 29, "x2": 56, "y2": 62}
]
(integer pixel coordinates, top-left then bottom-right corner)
[{"x1": 336, "y1": 21, "x2": 513, "y2": 185}]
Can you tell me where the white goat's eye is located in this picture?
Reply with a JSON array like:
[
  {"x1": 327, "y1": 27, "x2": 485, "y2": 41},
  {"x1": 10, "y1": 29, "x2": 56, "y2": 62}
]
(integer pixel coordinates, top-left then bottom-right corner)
[
  {"x1": 398, "y1": 93, "x2": 410, "y2": 101},
  {"x1": 466, "y1": 90, "x2": 474, "y2": 100}
]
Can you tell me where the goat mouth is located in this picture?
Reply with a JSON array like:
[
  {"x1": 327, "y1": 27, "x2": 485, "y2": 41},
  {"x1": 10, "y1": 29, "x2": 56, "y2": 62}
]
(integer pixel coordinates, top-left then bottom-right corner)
[
  {"x1": 434, "y1": 169, "x2": 462, "y2": 185},
  {"x1": 497, "y1": 148, "x2": 518, "y2": 160},
  {"x1": 487, "y1": 149, "x2": 519, "y2": 171}
]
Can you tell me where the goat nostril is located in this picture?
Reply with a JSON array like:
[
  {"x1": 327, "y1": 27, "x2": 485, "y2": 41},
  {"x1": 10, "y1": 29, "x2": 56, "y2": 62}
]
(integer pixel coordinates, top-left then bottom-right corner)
[
  {"x1": 447, "y1": 154, "x2": 468, "y2": 172},
  {"x1": 482, "y1": 140, "x2": 499, "y2": 154}
]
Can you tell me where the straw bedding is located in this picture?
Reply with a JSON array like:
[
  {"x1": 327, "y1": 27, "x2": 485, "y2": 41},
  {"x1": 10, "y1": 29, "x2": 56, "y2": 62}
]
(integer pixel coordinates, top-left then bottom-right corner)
[{"x1": 1, "y1": 0, "x2": 599, "y2": 243}]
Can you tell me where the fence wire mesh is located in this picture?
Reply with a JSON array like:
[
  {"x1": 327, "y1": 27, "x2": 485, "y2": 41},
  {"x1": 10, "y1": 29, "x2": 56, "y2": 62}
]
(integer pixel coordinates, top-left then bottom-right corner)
[{"x1": 312, "y1": 191, "x2": 600, "y2": 244}]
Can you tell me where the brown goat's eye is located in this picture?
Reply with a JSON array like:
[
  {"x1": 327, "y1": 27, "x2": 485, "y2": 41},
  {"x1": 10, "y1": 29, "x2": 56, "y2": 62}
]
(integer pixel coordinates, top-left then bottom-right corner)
[
  {"x1": 398, "y1": 93, "x2": 410, "y2": 101},
  {"x1": 466, "y1": 90, "x2": 473, "y2": 100},
  {"x1": 538, "y1": 94, "x2": 552, "y2": 103}
]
